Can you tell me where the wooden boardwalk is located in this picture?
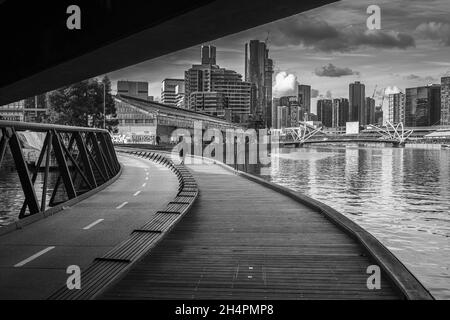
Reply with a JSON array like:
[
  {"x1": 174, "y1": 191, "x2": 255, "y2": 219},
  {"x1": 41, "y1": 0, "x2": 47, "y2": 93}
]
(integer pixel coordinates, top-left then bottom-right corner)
[{"x1": 100, "y1": 163, "x2": 406, "y2": 300}]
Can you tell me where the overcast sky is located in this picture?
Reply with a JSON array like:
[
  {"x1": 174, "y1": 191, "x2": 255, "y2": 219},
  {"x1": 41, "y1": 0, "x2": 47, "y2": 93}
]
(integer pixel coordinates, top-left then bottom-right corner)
[{"x1": 107, "y1": 0, "x2": 450, "y2": 114}]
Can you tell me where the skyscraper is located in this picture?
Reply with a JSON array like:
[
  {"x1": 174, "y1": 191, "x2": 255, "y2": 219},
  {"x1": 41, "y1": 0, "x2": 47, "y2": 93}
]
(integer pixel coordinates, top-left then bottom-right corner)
[
  {"x1": 366, "y1": 97, "x2": 376, "y2": 125},
  {"x1": 201, "y1": 45, "x2": 216, "y2": 65},
  {"x1": 317, "y1": 99, "x2": 333, "y2": 128},
  {"x1": 349, "y1": 81, "x2": 366, "y2": 125},
  {"x1": 279, "y1": 96, "x2": 300, "y2": 127},
  {"x1": 441, "y1": 77, "x2": 450, "y2": 125},
  {"x1": 185, "y1": 46, "x2": 251, "y2": 121},
  {"x1": 161, "y1": 79, "x2": 184, "y2": 106},
  {"x1": 405, "y1": 85, "x2": 441, "y2": 127},
  {"x1": 388, "y1": 92, "x2": 405, "y2": 124},
  {"x1": 298, "y1": 84, "x2": 311, "y2": 114},
  {"x1": 332, "y1": 98, "x2": 349, "y2": 128},
  {"x1": 245, "y1": 40, "x2": 274, "y2": 128}
]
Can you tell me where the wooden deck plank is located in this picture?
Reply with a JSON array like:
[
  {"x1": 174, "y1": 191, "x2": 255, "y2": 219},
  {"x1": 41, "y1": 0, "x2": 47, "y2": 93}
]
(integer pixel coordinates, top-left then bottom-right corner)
[{"x1": 99, "y1": 163, "x2": 403, "y2": 300}]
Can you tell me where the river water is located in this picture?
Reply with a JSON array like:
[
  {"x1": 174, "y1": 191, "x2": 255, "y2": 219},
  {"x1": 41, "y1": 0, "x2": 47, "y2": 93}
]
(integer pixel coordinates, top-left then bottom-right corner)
[{"x1": 255, "y1": 145, "x2": 450, "y2": 299}]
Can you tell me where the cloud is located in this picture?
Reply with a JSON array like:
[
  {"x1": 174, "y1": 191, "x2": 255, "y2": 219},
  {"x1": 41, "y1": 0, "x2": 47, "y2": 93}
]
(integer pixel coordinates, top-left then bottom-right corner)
[
  {"x1": 384, "y1": 86, "x2": 402, "y2": 95},
  {"x1": 270, "y1": 16, "x2": 415, "y2": 52},
  {"x1": 404, "y1": 74, "x2": 437, "y2": 82},
  {"x1": 415, "y1": 22, "x2": 450, "y2": 45},
  {"x1": 311, "y1": 89, "x2": 319, "y2": 98},
  {"x1": 315, "y1": 63, "x2": 359, "y2": 77},
  {"x1": 273, "y1": 72, "x2": 298, "y2": 98}
]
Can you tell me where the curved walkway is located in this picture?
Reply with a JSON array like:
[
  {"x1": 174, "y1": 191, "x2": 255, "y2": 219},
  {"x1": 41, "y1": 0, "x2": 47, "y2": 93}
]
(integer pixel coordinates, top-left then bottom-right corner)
[
  {"x1": 101, "y1": 162, "x2": 404, "y2": 300},
  {"x1": 0, "y1": 154, "x2": 178, "y2": 299}
]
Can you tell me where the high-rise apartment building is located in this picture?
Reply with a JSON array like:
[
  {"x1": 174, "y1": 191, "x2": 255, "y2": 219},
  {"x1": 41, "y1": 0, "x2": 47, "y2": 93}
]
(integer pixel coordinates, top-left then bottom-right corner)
[
  {"x1": 245, "y1": 40, "x2": 274, "y2": 127},
  {"x1": 161, "y1": 79, "x2": 184, "y2": 106},
  {"x1": 317, "y1": 99, "x2": 333, "y2": 128},
  {"x1": 405, "y1": 85, "x2": 441, "y2": 127},
  {"x1": 188, "y1": 92, "x2": 226, "y2": 117},
  {"x1": 349, "y1": 81, "x2": 366, "y2": 125},
  {"x1": 388, "y1": 92, "x2": 405, "y2": 124},
  {"x1": 441, "y1": 77, "x2": 450, "y2": 125},
  {"x1": 185, "y1": 45, "x2": 251, "y2": 121},
  {"x1": 118, "y1": 81, "x2": 150, "y2": 100},
  {"x1": 332, "y1": 98, "x2": 349, "y2": 128}
]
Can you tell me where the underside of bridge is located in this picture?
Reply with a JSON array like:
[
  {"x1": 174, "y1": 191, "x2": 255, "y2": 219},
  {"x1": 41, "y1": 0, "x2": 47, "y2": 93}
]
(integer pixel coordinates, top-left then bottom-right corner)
[{"x1": 0, "y1": 0, "x2": 337, "y2": 105}]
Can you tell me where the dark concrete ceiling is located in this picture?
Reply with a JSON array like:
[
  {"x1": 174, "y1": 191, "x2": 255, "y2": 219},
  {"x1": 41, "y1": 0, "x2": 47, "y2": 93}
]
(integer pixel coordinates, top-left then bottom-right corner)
[{"x1": 0, "y1": 0, "x2": 337, "y2": 105}]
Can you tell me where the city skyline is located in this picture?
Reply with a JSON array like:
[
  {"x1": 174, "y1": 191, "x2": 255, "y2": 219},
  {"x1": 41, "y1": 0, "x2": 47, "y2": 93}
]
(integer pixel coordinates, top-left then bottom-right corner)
[{"x1": 108, "y1": 0, "x2": 450, "y2": 117}]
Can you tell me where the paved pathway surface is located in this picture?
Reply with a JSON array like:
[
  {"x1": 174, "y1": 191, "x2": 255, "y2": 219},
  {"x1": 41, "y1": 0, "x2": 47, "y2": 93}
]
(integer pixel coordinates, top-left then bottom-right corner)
[
  {"x1": 0, "y1": 154, "x2": 178, "y2": 299},
  {"x1": 101, "y1": 163, "x2": 402, "y2": 300}
]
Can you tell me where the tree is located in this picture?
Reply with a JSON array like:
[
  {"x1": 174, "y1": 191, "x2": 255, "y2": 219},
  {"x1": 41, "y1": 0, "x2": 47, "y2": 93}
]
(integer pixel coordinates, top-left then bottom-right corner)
[{"x1": 47, "y1": 76, "x2": 118, "y2": 132}]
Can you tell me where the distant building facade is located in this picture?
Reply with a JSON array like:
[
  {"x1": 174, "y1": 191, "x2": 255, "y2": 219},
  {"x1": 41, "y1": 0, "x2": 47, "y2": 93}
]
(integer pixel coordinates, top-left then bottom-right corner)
[
  {"x1": 375, "y1": 106, "x2": 384, "y2": 125},
  {"x1": 276, "y1": 105, "x2": 288, "y2": 129},
  {"x1": 118, "y1": 81, "x2": 150, "y2": 100},
  {"x1": 185, "y1": 45, "x2": 251, "y2": 121},
  {"x1": 279, "y1": 96, "x2": 300, "y2": 127},
  {"x1": 188, "y1": 92, "x2": 226, "y2": 117},
  {"x1": 366, "y1": 97, "x2": 376, "y2": 125},
  {"x1": 405, "y1": 85, "x2": 441, "y2": 127},
  {"x1": 161, "y1": 79, "x2": 184, "y2": 106},
  {"x1": 175, "y1": 83, "x2": 185, "y2": 109},
  {"x1": 245, "y1": 40, "x2": 274, "y2": 127},
  {"x1": 298, "y1": 84, "x2": 311, "y2": 115},
  {"x1": 441, "y1": 77, "x2": 450, "y2": 125},
  {"x1": 388, "y1": 92, "x2": 405, "y2": 124},
  {"x1": 317, "y1": 99, "x2": 333, "y2": 128},
  {"x1": 349, "y1": 81, "x2": 366, "y2": 125},
  {"x1": 332, "y1": 98, "x2": 349, "y2": 128},
  {"x1": 0, "y1": 100, "x2": 25, "y2": 121}
]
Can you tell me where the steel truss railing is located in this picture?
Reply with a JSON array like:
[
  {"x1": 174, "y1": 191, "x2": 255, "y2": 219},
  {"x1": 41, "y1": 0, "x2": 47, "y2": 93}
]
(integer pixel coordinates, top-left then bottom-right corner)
[{"x1": 0, "y1": 120, "x2": 120, "y2": 219}]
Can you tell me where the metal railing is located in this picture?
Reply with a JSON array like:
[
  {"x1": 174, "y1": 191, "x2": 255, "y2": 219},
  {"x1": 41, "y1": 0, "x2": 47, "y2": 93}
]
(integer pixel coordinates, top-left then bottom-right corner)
[{"x1": 0, "y1": 120, "x2": 120, "y2": 219}]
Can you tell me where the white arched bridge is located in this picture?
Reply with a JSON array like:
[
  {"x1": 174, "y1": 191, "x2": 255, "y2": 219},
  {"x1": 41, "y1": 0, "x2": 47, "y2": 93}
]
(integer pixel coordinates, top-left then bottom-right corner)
[{"x1": 275, "y1": 121, "x2": 415, "y2": 147}]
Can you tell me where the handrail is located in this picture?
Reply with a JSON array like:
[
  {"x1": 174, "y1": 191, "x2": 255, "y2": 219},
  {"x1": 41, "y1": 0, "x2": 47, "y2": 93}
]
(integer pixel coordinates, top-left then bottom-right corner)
[
  {"x1": 0, "y1": 121, "x2": 120, "y2": 222},
  {"x1": 0, "y1": 120, "x2": 109, "y2": 133}
]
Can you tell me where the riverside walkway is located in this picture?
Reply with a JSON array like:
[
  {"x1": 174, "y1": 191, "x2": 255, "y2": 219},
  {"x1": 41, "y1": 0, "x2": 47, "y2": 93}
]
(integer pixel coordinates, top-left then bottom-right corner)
[
  {"x1": 98, "y1": 151, "x2": 432, "y2": 300},
  {"x1": 0, "y1": 154, "x2": 178, "y2": 299},
  {"x1": 0, "y1": 150, "x2": 434, "y2": 300}
]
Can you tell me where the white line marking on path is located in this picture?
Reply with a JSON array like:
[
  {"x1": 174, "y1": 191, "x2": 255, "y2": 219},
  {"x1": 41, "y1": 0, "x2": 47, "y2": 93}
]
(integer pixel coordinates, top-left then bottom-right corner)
[
  {"x1": 83, "y1": 219, "x2": 104, "y2": 230},
  {"x1": 116, "y1": 202, "x2": 128, "y2": 209},
  {"x1": 145, "y1": 177, "x2": 149, "y2": 180},
  {"x1": 133, "y1": 191, "x2": 141, "y2": 196},
  {"x1": 142, "y1": 183, "x2": 147, "y2": 187},
  {"x1": 14, "y1": 247, "x2": 55, "y2": 267}
]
